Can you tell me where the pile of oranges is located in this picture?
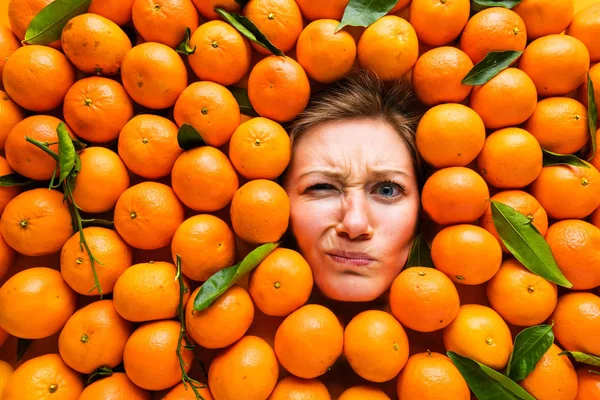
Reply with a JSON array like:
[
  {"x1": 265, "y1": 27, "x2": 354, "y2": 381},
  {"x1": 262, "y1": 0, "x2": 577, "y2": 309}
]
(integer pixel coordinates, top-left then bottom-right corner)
[{"x1": 0, "y1": 0, "x2": 599, "y2": 399}]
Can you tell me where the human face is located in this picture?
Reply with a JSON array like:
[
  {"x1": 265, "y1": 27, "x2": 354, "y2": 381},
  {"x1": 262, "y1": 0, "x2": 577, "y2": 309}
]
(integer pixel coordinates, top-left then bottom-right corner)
[{"x1": 283, "y1": 118, "x2": 420, "y2": 302}]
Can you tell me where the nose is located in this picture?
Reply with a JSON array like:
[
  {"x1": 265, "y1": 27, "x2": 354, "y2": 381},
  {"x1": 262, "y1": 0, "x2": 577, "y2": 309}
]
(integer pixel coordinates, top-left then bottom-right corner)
[{"x1": 335, "y1": 191, "x2": 374, "y2": 240}]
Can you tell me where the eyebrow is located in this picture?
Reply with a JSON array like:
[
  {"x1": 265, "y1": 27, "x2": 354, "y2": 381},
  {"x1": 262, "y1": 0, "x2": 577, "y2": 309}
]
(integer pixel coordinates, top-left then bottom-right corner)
[{"x1": 298, "y1": 168, "x2": 410, "y2": 181}]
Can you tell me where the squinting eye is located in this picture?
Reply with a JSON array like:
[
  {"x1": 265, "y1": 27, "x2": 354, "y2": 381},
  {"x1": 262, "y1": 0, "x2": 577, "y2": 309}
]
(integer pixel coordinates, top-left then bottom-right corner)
[
  {"x1": 376, "y1": 182, "x2": 403, "y2": 198},
  {"x1": 307, "y1": 183, "x2": 334, "y2": 191}
]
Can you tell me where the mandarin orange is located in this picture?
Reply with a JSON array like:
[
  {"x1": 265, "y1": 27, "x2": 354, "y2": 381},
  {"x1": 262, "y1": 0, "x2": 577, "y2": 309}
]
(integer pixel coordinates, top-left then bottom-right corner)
[
  {"x1": 551, "y1": 292, "x2": 600, "y2": 357},
  {"x1": 132, "y1": 0, "x2": 199, "y2": 48},
  {"x1": 409, "y1": 0, "x2": 470, "y2": 46}
]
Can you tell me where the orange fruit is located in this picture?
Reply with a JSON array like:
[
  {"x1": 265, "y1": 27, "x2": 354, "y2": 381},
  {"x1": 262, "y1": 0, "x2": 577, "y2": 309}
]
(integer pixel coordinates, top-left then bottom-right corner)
[
  {"x1": 171, "y1": 214, "x2": 236, "y2": 281},
  {"x1": 357, "y1": 15, "x2": 419, "y2": 81},
  {"x1": 575, "y1": 367, "x2": 600, "y2": 400},
  {"x1": 2, "y1": 353, "x2": 83, "y2": 400},
  {"x1": 390, "y1": 267, "x2": 460, "y2": 332},
  {"x1": 275, "y1": 304, "x2": 344, "y2": 379},
  {"x1": 476, "y1": 127, "x2": 543, "y2": 188},
  {"x1": 513, "y1": 0, "x2": 574, "y2": 40},
  {"x1": 0, "y1": 155, "x2": 19, "y2": 215},
  {"x1": 530, "y1": 162, "x2": 600, "y2": 220},
  {"x1": 0, "y1": 90, "x2": 24, "y2": 151},
  {"x1": 79, "y1": 372, "x2": 150, "y2": 400},
  {"x1": 7, "y1": 0, "x2": 57, "y2": 45},
  {"x1": 519, "y1": 34, "x2": 590, "y2": 97},
  {"x1": 579, "y1": 62, "x2": 600, "y2": 109},
  {"x1": 0, "y1": 267, "x2": 77, "y2": 339},
  {"x1": 0, "y1": 231, "x2": 15, "y2": 281},
  {"x1": 58, "y1": 300, "x2": 133, "y2": 374},
  {"x1": 193, "y1": 0, "x2": 240, "y2": 20},
  {"x1": 411, "y1": 47, "x2": 474, "y2": 106},
  {"x1": 459, "y1": 7, "x2": 527, "y2": 64},
  {"x1": 0, "y1": 188, "x2": 73, "y2": 256},
  {"x1": 592, "y1": 129, "x2": 600, "y2": 173},
  {"x1": 296, "y1": 19, "x2": 357, "y2": 84},
  {"x1": 230, "y1": 179, "x2": 290, "y2": 244},
  {"x1": 338, "y1": 386, "x2": 391, "y2": 400},
  {"x1": 524, "y1": 97, "x2": 589, "y2": 154},
  {"x1": 397, "y1": 351, "x2": 470, "y2": 400},
  {"x1": 173, "y1": 81, "x2": 241, "y2": 147},
  {"x1": 409, "y1": 0, "x2": 470, "y2": 46},
  {"x1": 188, "y1": 20, "x2": 252, "y2": 86},
  {"x1": 268, "y1": 376, "x2": 330, "y2": 399},
  {"x1": 421, "y1": 167, "x2": 490, "y2": 225},
  {"x1": 132, "y1": 0, "x2": 199, "y2": 48},
  {"x1": 114, "y1": 182, "x2": 185, "y2": 250},
  {"x1": 171, "y1": 146, "x2": 239, "y2": 212},
  {"x1": 63, "y1": 76, "x2": 134, "y2": 144},
  {"x1": 243, "y1": 0, "x2": 303, "y2": 54},
  {"x1": 60, "y1": 226, "x2": 133, "y2": 296},
  {"x1": 0, "y1": 25, "x2": 19, "y2": 89},
  {"x1": 520, "y1": 343, "x2": 579, "y2": 400},
  {"x1": 113, "y1": 261, "x2": 190, "y2": 322},
  {"x1": 545, "y1": 219, "x2": 600, "y2": 290},
  {"x1": 0, "y1": 360, "x2": 13, "y2": 397},
  {"x1": 2, "y1": 45, "x2": 75, "y2": 112},
  {"x1": 208, "y1": 335, "x2": 279, "y2": 400},
  {"x1": 163, "y1": 381, "x2": 213, "y2": 400},
  {"x1": 88, "y1": 0, "x2": 136, "y2": 26},
  {"x1": 469, "y1": 68, "x2": 537, "y2": 129},
  {"x1": 186, "y1": 284, "x2": 254, "y2": 349},
  {"x1": 591, "y1": 205, "x2": 600, "y2": 228},
  {"x1": 486, "y1": 258, "x2": 558, "y2": 326},
  {"x1": 123, "y1": 320, "x2": 194, "y2": 391},
  {"x1": 551, "y1": 292, "x2": 600, "y2": 356},
  {"x1": 443, "y1": 304, "x2": 513, "y2": 370},
  {"x1": 567, "y1": 3, "x2": 600, "y2": 62},
  {"x1": 247, "y1": 55, "x2": 310, "y2": 123},
  {"x1": 118, "y1": 114, "x2": 183, "y2": 179},
  {"x1": 121, "y1": 42, "x2": 187, "y2": 109},
  {"x1": 295, "y1": 0, "x2": 349, "y2": 20}
]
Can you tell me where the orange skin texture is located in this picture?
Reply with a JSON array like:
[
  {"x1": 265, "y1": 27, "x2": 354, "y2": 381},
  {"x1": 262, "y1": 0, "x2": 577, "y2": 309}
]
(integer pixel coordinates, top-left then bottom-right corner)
[
  {"x1": 248, "y1": 55, "x2": 311, "y2": 123},
  {"x1": 0, "y1": 25, "x2": 19, "y2": 87},
  {"x1": 520, "y1": 343, "x2": 579, "y2": 400},
  {"x1": 390, "y1": 267, "x2": 460, "y2": 332},
  {"x1": 591, "y1": 206, "x2": 600, "y2": 228},
  {"x1": 357, "y1": 15, "x2": 419, "y2": 81},
  {"x1": 567, "y1": 3, "x2": 600, "y2": 62},
  {"x1": 412, "y1": 47, "x2": 473, "y2": 106},
  {"x1": 123, "y1": 320, "x2": 193, "y2": 391},
  {"x1": 114, "y1": 182, "x2": 185, "y2": 250},
  {"x1": 476, "y1": 127, "x2": 543, "y2": 189},
  {"x1": 173, "y1": 81, "x2": 241, "y2": 147},
  {"x1": 0, "y1": 90, "x2": 24, "y2": 151},
  {"x1": 79, "y1": 372, "x2": 150, "y2": 400},
  {"x1": 479, "y1": 190, "x2": 549, "y2": 253},
  {"x1": 443, "y1": 304, "x2": 513, "y2": 370},
  {"x1": 230, "y1": 179, "x2": 290, "y2": 244},
  {"x1": 295, "y1": 0, "x2": 349, "y2": 20},
  {"x1": 132, "y1": 0, "x2": 199, "y2": 48},
  {"x1": 0, "y1": 267, "x2": 77, "y2": 339},
  {"x1": 0, "y1": 189, "x2": 73, "y2": 257},
  {"x1": 71, "y1": 147, "x2": 130, "y2": 213},
  {"x1": 243, "y1": 0, "x2": 303, "y2": 55},
  {"x1": 113, "y1": 261, "x2": 190, "y2": 322},
  {"x1": 421, "y1": 167, "x2": 490, "y2": 225},
  {"x1": 193, "y1": 0, "x2": 240, "y2": 20},
  {"x1": 530, "y1": 162, "x2": 600, "y2": 220},
  {"x1": 121, "y1": 42, "x2": 188, "y2": 109},
  {"x1": 545, "y1": 219, "x2": 600, "y2": 290},
  {"x1": 519, "y1": 34, "x2": 590, "y2": 97},
  {"x1": 186, "y1": 284, "x2": 254, "y2": 349},
  {"x1": 209, "y1": 335, "x2": 279, "y2": 400},
  {"x1": 486, "y1": 258, "x2": 557, "y2": 326},
  {"x1": 171, "y1": 214, "x2": 236, "y2": 281},
  {"x1": 513, "y1": 0, "x2": 574, "y2": 40},
  {"x1": 0, "y1": 155, "x2": 19, "y2": 215},
  {"x1": 275, "y1": 304, "x2": 344, "y2": 379},
  {"x1": 0, "y1": 231, "x2": 15, "y2": 281},
  {"x1": 88, "y1": 0, "x2": 136, "y2": 26},
  {"x1": 338, "y1": 386, "x2": 391, "y2": 400},
  {"x1": 575, "y1": 367, "x2": 600, "y2": 400},
  {"x1": 163, "y1": 381, "x2": 213, "y2": 400},
  {"x1": 551, "y1": 292, "x2": 600, "y2": 357},
  {"x1": 397, "y1": 352, "x2": 470, "y2": 400},
  {"x1": 63, "y1": 76, "x2": 134, "y2": 144},
  {"x1": 296, "y1": 19, "x2": 357, "y2": 84},
  {"x1": 171, "y1": 146, "x2": 239, "y2": 212},
  {"x1": 118, "y1": 114, "x2": 183, "y2": 179},
  {"x1": 7, "y1": 0, "x2": 58, "y2": 47},
  {"x1": 60, "y1": 227, "x2": 133, "y2": 296},
  {"x1": 2, "y1": 45, "x2": 75, "y2": 112},
  {"x1": 58, "y1": 300, "x2": 133, "y2": 374},
  {"x1": 0, "y1": 360, "x2": 13, "y2": 397},
  {"x1": 578, "y1": 62, "x2": 600, "y2": 108},
  {"x1": 469, "y1": 68, "x2": 537, "y2": 129},
  {"x1": 409, "y1": 0, "x2": 470, "y2": 46},
  {"x1": 189, "y1": 20, "x2": 252, "y2": 86},
  {"x1": 268, "y1": 376, "x2": 331, "y2": 400},
  {"x1": 459, "y1": 7, "x2": 527, "y2": 64},
  {"x1": 2, "y1": 354, "x2": 83, "y2": 400}
]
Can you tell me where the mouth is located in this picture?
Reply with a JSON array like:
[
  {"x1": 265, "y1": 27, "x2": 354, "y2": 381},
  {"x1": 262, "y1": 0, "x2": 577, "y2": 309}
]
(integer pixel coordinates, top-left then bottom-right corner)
[{"x1": 325, "y1": 250, "x2": 375, "y2": 267}]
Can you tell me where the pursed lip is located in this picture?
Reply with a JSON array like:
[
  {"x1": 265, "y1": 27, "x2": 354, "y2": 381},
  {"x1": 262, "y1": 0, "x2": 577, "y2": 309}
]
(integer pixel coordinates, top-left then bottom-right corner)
[{"x1": 325, "y1": 250, "x2": 375, "y2": 261}]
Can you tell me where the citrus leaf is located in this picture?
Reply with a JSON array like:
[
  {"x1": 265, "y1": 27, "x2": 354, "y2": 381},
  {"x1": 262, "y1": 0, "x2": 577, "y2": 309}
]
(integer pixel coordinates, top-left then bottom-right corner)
[
  {"x1": 177, "y1": 123, "x2": 207, "y2": 150},
  {"x1": 16, "y1": 338, "x2": 32, "y2": 362},
  {"x1": 215, "y1": 8, "x2": 284, "y2": 56},
  {"x1": 86, "y1": 366, "x2": 114, "y2": 385},
  {"x1": 23, "y1": 0, "x2": 92, "y2": 45},
  {"x1": 542, "y1": 149, "x2": 590, "y2": 168},
  {"x1": 471, "y1": 0, "x2": 522, "y2": 12},
  {"x1": 491, "y1": 201, "x2": 572, "y2": 288},
  {"x1": 506, "y1": 324, "x2": 554, "y2": 382},
  {"x1": 337, "y1": 0, "x2": 399, "y2": 32},
  {"x1": 72, "y1": 138, "x2": 87, "y2": 151},
  {"x1": 587, "y1": 72, "x2": 598, "y2": 161},
  {"x1": 462, "y1": 50, "x2": 522, "y2": 85},
  {"x1": 193, "y1": 242, "x2": 279, "y2": 311},
  {"x1": 176, "y1": 27, "x2": 196, "y2": 55},
  {"x1": 57, "y1": 122, "x2": 77, "y2": 185},
  {"x1": 447, "y1": 351, "x2": 536, "y2": 400},
  {"x1": 0, "y1": 173, "x2": 33, "y2": 187},
  {"x1": 405, "y1": 234, "x2": 434, "y2": 268},
  {"x1": 228, "y1": 86, "x2": 258, "y2": 117},
  {"x1": 558, "y1": 351, "x2": 600, "y2": 367}
]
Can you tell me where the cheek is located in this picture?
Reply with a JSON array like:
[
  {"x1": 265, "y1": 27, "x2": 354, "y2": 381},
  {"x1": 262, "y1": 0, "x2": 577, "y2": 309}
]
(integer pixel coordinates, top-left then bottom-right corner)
[{"x1": 289, "y1": 199, "x2": 337, "y2": 246}]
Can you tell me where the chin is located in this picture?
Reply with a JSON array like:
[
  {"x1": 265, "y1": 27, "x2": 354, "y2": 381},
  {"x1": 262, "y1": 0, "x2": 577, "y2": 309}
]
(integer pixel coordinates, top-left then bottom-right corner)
[{"x1": 317, "y1": 275, "x2": 386, "y2": 303}]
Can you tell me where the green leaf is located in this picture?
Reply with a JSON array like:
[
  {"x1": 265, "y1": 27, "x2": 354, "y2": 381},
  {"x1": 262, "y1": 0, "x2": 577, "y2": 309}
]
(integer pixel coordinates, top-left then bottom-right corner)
[
  {"x1": 57, "y1": 122, "x2": 77, "y2": 185},
  {"x1": 558, "y1": 351, "x2": 600, "y2": 367},
  {"x1": 337, "y1": 0, "x2": 399, "y2": 32},
  {"x1": 176, "y1": 27, "x2": 196, "y2": 55},
  {"x1": 462, "y1": 51, "x2": 522, "y2": 85},
  {"x1": 471, "y1": 0, "x2": 523, "y2": 12},
  {"x1": 0, "y1": 173, "x2": 33, "y2": 187},
  {"x1": 215, "y1": 8, "x2": 284, "y2": 56},
  {"x1": 506, "y1": 324, "x2": 554, "y2": 382},
  {"x1": 405, "y1": 234, "x2": 434, "y2": 268},
  {"x1": 587, "y1": 72, "x2": 598, "y2": 161},
  {"x1": 23, "y1": 0, "x2": 92, "y2": 45},
  {"x1": 447, "y1": 351, "x2": 536, "y2": 400},
  {"x1": 16, "y1": 338, "x2": 32, "y2": 362},
  {"x1": 542, "y1": 149, "x2": 590, "y2": 168},
  {"x1": 86, "y1": 366, "x2": 114, "y2": 385},
  {"x1": 193, "y1": 242, "x2": 279, "y2": 311},
  {"x1": 228, "y1": 86, "x2": 258, "y2": 117},
  {"x1": 72, "y1": 138, "x2": 87, "y2": 152},
  {"x1": 177, "y1": 123, "x2": 207, "y2": 150},
  {"x1": 491, "y1": 201, "x2": 572, "y2": 288}
]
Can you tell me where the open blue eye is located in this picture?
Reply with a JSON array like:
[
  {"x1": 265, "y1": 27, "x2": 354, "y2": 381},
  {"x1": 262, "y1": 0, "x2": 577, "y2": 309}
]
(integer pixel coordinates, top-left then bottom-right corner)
[{"x1": 375, "y1": 181, "x2": 404, "y2": 198}]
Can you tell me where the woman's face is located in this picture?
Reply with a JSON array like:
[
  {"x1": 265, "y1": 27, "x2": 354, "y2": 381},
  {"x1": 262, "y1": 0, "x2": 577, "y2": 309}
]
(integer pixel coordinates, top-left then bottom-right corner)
[{"x1": 283, "y1": 118, "x2": 420, "y2": 302}]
